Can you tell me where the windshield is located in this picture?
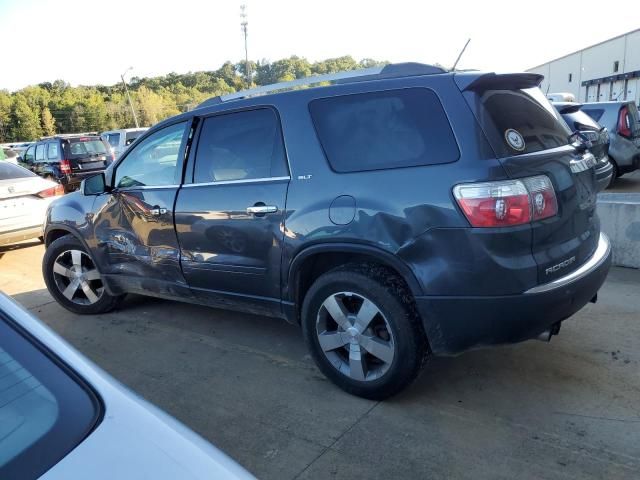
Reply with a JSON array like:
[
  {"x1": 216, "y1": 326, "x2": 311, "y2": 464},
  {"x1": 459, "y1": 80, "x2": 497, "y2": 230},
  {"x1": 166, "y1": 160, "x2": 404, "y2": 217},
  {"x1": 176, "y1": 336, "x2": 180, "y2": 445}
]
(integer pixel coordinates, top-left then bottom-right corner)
[
  {"x1": 0, "y1": 311, "x2": 101, "y2": 479},
  {"x1": 470, "y1": 87, "x2": 570, "y2": 157},
  {"x1": 0, "y1": 162, "x2": 36, "y2": 180}
]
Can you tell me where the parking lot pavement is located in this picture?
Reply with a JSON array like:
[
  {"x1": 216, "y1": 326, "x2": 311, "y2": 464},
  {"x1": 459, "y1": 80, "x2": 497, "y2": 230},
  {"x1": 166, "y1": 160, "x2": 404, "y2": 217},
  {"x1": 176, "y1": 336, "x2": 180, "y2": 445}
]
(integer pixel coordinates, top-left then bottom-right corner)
[
  {"x1": 1, "y1": 242, "x2": 640, "y2": 479},
  {"x1": 609, "y1": 170, "x2": 640, "y2": 193}
]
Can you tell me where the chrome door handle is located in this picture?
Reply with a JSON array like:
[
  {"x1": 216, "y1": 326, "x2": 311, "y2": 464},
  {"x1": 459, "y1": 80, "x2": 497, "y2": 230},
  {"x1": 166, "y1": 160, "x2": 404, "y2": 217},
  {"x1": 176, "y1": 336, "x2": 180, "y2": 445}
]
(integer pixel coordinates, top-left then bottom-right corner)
[
  {"x1": 246, "y1": 205, "x2": 278, "y2": 215},
  {"x1": 150, "y1": 207, "x2": 168, "y2": 216}
]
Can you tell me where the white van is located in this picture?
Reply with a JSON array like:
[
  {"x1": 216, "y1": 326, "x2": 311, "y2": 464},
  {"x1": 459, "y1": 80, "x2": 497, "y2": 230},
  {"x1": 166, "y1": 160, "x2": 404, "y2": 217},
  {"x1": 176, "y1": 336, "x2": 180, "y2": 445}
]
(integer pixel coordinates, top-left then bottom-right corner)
[{"x1": 101, "y1": 128, "x2": 148, "y2": 158}]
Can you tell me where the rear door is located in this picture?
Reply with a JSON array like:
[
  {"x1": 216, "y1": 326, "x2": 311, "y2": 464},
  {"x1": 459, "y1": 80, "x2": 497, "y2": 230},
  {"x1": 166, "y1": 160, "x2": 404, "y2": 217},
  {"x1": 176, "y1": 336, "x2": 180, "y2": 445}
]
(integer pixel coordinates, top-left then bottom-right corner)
[
  {"x1": 63, "y1": 137, "x2": 111, "y2": 173},
  {"x1": 174, "y1": 107, "x2": 290, "y2": 315},
  {"x1": 461, "y1": 78, "x2": 599, "y2": 284}
]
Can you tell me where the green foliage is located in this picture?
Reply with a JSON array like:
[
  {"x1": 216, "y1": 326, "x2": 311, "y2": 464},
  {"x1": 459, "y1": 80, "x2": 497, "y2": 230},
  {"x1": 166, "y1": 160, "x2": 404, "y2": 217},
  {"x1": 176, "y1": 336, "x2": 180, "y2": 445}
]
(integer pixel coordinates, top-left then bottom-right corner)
[
  {"x1": 0, "y1": 56, "x2": 387, "y2": 142},
  {"x1": 41, "y1": 107, "x2": 56, "y2": 136}
]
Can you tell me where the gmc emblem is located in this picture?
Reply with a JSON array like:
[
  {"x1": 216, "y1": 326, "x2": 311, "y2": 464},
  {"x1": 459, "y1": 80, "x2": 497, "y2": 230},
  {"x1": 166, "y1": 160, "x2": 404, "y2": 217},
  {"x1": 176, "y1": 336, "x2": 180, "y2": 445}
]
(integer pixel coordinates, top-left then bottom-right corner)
[{"x1": 545, "y1": 256, "x2": 576, "y2": 275}]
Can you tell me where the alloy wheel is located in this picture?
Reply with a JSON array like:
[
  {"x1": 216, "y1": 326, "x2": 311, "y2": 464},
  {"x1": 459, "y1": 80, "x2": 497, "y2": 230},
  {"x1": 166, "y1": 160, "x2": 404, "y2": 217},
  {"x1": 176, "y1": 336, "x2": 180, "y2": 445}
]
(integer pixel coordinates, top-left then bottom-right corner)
[
  {"x1": 52, "y1": 249, "x2": 104, "y2": 305},
  {"x1": 316, "y1": 292, "x2": 395, "y2": 381}
]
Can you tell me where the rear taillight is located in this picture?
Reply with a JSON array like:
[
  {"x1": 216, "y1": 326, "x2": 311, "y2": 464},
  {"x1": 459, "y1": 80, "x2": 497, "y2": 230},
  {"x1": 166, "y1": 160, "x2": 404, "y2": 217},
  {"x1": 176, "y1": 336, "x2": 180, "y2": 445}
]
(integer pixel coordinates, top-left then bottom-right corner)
[
  {"x1": 453, "y1": 175, "x2": 557, "y2": 228},
  {"x1": 37, "y1": 184, "x2": 65, "y2": 198},
  {"x1": 618, "y1": 106, "x2": 632, "y2": 138},
  {"x1": 60, "y1": 159, "x2": 71, "y2": 174}
]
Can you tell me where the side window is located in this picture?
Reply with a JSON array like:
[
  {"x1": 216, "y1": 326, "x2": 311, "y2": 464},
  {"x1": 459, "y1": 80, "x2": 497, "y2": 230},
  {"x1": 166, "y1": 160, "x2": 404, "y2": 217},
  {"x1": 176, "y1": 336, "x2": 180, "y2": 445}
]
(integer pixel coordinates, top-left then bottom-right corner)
[
  {"x1": 114, "y1": 122, "x2": 187, "y2": 188},
  {"x1": 193, "y1": 108, "x2": 288, "y2": 183},
  {"x1": 309, "y1": 88, "x2": 460, "y2": 172},
  {"x1": 35, "y1": 144, "x2": 46, "y2": 162},
  {"x1": 23, "y1": 146, "x2": 35, "y2": 162},
  {"x1": 47, "y1": 143, "x2": 59, "y2": 160}
]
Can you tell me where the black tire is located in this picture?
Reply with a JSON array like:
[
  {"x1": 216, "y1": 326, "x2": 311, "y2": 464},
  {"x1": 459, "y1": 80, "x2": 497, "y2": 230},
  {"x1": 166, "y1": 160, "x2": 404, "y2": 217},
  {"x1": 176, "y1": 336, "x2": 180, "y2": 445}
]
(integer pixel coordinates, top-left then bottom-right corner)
[
  {"x1": 301, "y1": 263, "x2": 428, "y2": 400},
  {"x1": 43, "y1": 234, "x2": 124, "y2": 314}
]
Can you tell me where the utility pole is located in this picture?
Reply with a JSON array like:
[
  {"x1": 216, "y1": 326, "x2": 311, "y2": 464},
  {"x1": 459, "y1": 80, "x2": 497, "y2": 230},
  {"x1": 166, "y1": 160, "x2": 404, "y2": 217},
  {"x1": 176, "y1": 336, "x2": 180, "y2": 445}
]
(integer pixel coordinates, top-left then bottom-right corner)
[
  {"x1": 240, "y1": 4, "x2": 250, "y2": 88},
  {"x1": 121, "y1": 67, "x2": 140, "y2": 128}
]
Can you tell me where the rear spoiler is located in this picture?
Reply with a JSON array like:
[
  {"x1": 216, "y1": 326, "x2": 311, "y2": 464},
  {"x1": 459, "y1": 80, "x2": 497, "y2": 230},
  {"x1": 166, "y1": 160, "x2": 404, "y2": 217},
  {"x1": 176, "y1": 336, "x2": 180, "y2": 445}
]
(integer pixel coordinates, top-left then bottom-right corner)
[
  {"x1": 454, "y1": 72, "x2": 544, "y2": 92},
  {"x1": 552, "y1": 102, "x2": 583, "y2": 114}
]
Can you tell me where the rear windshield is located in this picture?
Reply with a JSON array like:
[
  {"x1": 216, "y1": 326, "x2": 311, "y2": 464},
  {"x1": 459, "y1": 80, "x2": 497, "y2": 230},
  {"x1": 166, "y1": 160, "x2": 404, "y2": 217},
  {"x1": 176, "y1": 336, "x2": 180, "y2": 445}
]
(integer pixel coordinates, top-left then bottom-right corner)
[
  {"x1": 309, "y1": 88, "x2": 460, "y2": 172},
  {"x1": 0, "y1": 312, "x2": 100, "y2": 479},
  {"x1": 470, "y1": 87, "x2": 570, "y2": 157},
  {"x1": 0, "y1": 162, "x2": 36, "y2": 180},
  {"x1": 562, "y1": 109, "x2": 602, "y2": 132},
  {"x1": 66, "y1": 139, "x2": 108, "y2": 158}
]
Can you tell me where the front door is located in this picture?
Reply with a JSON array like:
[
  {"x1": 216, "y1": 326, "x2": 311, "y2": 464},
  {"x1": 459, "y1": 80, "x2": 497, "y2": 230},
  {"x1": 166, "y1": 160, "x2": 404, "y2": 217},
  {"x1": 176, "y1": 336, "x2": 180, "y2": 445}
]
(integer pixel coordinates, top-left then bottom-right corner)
[
  {"x1": 174, "y1": 108, "x2": 290, "y2": 315},
  {"x1": 93, "y1": 120, "x2": 191, "y2": 295}
]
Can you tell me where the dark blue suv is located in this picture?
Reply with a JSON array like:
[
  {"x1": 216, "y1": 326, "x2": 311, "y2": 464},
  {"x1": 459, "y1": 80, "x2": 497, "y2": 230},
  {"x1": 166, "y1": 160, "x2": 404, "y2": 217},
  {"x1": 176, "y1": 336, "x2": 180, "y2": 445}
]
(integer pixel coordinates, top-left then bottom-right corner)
[{"x1": 41, "y1": 63, "x2": 612, "y2": 399}]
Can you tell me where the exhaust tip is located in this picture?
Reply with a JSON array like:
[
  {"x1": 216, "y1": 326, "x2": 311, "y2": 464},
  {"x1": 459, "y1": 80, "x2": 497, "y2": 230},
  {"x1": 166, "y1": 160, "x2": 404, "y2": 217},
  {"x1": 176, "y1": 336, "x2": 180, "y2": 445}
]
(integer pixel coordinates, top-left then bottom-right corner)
[{"x1": 535, "y1": 322, "x2": 561, "y2": 342}]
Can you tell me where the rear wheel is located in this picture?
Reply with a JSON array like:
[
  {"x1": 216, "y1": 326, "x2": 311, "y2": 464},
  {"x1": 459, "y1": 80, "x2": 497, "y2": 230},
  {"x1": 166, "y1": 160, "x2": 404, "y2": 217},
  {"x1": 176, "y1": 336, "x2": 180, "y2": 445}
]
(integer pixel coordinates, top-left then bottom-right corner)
[
  {"x1": 301, "y1": 264, "x2": 428, "y2": 400},
  {"x1": 43, "y1": 235, "x2": 124, "y2": 314}
]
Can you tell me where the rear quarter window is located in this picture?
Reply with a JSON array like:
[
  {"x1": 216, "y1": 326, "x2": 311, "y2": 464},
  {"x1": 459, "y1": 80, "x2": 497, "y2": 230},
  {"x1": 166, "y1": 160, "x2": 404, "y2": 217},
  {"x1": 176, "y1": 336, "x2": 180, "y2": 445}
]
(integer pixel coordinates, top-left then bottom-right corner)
[{"x1": 309, "y1": 88, "x2": 460, "y2": 172}]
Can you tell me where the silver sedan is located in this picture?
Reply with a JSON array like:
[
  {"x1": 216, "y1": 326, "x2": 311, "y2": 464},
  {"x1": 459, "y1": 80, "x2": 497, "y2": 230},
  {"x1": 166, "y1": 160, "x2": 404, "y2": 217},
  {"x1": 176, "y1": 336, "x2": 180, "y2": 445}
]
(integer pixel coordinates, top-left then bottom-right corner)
[
  {"x1": 0, "y1": 292, "x2": 255, "y2": 479},
  {"x1": 0, "y1": 162, "x2": 62, "y2": 247}
]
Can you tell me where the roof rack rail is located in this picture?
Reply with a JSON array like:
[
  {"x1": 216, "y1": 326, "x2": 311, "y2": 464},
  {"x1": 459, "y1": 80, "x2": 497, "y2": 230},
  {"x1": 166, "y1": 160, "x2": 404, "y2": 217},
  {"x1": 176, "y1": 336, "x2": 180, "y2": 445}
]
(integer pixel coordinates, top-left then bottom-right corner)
[
  {"x1": 39, "y1": 132, "x2": 99, "y2": 140},
  {"x1": 197, "y1": 62, "x2": 447, "y2": 108}
]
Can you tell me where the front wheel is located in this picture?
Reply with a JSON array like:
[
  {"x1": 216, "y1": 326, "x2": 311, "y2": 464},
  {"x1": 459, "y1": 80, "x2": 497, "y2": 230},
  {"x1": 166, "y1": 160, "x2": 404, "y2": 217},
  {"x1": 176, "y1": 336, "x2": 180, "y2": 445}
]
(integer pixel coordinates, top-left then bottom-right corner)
[
  {"x1": 43, "y1": 235, "x2": 124, "y2": 314},
  {"x1": 301, "y1": 264, "x2": 428, "y2": 400}
]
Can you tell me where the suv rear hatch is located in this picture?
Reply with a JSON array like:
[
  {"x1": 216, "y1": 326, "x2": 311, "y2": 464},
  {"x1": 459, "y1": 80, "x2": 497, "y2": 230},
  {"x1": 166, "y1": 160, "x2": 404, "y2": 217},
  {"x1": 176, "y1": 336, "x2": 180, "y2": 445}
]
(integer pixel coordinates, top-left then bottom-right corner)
[
  {"x1": 457, "y1": 73, "x2": 599, "y2": 285},
  {"x1": 63, "y1": 137, "x2": 112, "y2": 173}
]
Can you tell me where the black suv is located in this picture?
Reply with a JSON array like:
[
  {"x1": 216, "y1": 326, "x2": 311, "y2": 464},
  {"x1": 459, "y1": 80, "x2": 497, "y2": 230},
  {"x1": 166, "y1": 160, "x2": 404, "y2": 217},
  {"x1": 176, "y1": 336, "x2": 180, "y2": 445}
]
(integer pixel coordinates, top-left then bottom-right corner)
[
  {"x1": 22, "y1": 134, "x2": 114, "y2": 192},
  {"x1": 41, "y1": 64, "x2": 612, "y2": 399}
]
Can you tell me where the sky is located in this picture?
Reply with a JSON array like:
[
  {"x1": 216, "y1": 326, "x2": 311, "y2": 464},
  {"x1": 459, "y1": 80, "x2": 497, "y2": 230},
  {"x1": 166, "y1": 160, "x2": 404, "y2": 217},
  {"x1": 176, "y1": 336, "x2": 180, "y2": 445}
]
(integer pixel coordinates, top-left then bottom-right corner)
[{"x1": 1, "y1": 0, "x2": 639, "y2": 91}]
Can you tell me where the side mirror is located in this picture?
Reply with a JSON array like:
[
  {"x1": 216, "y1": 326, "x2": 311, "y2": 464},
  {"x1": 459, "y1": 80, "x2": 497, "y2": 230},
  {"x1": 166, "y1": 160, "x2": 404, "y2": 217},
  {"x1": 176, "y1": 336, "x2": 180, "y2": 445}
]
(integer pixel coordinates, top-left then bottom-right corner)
[{"x1": 82, "y1": 173, "x2": 108, "y2": 196}]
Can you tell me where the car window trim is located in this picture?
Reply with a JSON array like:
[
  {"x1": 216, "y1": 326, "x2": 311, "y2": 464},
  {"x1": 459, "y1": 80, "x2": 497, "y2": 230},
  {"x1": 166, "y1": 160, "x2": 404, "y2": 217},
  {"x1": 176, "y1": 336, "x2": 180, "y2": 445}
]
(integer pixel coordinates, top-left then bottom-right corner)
[
  {"x1": 183, "y1": 176, "x2": 290, "y2": 188},
  {"x1": 186, "y1": 104, "x2": 291, "y2": 185}
]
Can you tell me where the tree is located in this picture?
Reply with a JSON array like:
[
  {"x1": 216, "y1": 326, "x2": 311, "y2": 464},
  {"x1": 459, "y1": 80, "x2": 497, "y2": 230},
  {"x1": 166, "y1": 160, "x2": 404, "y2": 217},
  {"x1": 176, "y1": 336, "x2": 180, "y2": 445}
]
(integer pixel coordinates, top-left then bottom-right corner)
[
  {"x1": 0, "y1": 55, "x2": 387, "y2": 139},
  {"x1": 0, "y1": 91, "x2": 12, "y2": 142},
  {"x1": 41, "y1": 107, "x2": 56, "y2": 136},
  {"x1": 10, "y1": 95, "x2": 42, "y2": 140}
]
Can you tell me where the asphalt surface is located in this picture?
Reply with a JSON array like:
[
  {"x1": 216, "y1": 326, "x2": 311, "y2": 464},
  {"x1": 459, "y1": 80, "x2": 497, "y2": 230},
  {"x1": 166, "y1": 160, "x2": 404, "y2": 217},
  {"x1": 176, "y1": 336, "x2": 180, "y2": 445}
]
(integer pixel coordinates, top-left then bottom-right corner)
[
  {"x1": 1, "y1": 241, "x2": 639, "y2": 479},
  {"x1": 609, "y1": 169, "x2": 640, "y2": 193}
]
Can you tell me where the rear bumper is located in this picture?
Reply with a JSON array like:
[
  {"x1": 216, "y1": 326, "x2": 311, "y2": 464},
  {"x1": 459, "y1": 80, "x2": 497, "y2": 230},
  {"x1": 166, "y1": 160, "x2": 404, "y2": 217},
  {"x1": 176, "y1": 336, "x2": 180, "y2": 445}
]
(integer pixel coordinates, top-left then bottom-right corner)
[
  {"x1": 416, "y1": 233, "x2": 612, "y2": 355},
  {"x1": 595, "y1": 159, "x2": 613, "y2": 191}
]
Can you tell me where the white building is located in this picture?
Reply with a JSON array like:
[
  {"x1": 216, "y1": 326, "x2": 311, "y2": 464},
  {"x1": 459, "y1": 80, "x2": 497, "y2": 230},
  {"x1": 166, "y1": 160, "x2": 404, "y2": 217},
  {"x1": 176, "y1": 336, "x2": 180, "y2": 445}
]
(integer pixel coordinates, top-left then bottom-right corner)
[{"x1": 527, "y1": 29, "x2": 640, "y2": 105}]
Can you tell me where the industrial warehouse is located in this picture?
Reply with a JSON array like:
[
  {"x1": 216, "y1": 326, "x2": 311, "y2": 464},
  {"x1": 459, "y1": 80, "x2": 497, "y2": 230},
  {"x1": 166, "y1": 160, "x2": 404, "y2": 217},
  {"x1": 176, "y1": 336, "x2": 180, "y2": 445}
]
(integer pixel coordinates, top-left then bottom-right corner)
[{"x1": 528, "y1": 28, "x2": 640, "y2": 104}]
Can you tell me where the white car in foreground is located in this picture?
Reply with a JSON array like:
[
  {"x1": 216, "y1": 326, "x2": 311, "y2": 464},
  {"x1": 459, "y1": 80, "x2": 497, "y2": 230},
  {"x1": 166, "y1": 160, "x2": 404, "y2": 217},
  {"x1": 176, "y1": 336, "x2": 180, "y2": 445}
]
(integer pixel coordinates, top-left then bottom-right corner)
[
  {"x1": 0, "y1": 162, "x2": 63, "y2": 247},
  {"x1": 0, "y1": 292, "x2": 254, "y2": 480}
]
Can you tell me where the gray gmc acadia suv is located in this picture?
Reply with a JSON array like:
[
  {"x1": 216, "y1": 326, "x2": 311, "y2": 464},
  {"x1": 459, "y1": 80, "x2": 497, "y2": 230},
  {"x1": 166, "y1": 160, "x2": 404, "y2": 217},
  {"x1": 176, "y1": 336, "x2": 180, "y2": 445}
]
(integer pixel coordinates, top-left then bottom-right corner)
[{"x1": 41, "y1": 63, "x2": 612, "y2": 399}]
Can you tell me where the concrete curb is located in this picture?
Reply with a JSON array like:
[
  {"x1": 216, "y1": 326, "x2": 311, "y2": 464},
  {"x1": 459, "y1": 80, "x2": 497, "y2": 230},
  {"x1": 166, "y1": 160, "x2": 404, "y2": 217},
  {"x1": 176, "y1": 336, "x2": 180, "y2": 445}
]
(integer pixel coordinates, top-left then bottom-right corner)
[{"x1": 597, "y1": 193, "x2": 640, "y2": 269}]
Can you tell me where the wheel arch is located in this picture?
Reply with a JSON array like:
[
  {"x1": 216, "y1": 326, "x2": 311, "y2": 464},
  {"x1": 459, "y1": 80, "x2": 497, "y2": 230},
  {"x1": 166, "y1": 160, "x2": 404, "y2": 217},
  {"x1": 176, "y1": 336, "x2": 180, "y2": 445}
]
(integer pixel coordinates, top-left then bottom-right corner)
[{"x1": 286, "y1": 243, "x2": 423, "y2": 322}]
